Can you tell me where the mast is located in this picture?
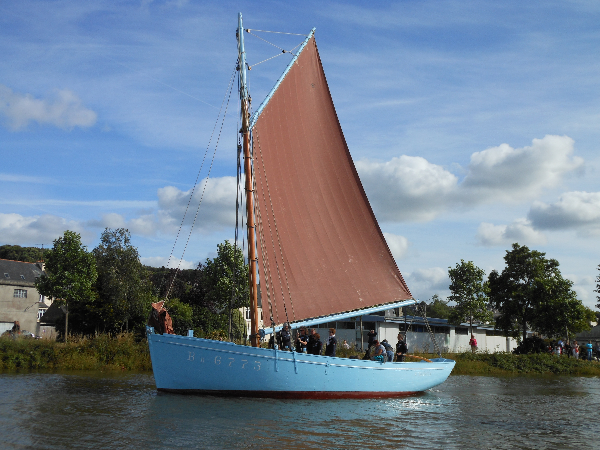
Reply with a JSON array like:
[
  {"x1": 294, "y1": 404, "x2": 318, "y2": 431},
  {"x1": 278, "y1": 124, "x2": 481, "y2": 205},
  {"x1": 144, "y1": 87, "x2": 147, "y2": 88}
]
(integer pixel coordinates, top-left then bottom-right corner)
[{"x1": 237, "y1": 13, "x2": 260, "y2": 347}]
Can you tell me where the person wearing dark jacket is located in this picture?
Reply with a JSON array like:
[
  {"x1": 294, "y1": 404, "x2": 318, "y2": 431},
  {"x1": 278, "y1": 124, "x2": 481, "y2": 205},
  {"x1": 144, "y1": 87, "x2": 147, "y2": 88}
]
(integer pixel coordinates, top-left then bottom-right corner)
[
  {"x1": 296, "y1": 327, "x2": 308, "y2": 353},
  {"x1": 313, "y1": 333, "x2": 323, "y2": 355},
  {"x1": 325, "y1": 328, "x2": 337, "y2": 357},
  {"x1": 307, "y1": 329, "x2": 320, "y2": 355},
  {"x1": 280, "y1": 324, "x2": 292, "y2": 351},
  {"x1": 396, "y1": 333, "x2": 408, "y2": 362},
  {"x1": 367, "y1": 329, "x2": 377, "y2": 349}
]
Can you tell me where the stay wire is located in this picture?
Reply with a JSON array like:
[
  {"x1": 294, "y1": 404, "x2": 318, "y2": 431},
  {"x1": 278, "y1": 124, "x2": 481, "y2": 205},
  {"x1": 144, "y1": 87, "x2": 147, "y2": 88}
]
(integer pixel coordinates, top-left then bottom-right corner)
[{"x1": 164, "y1": 65, "x2": 237, "y2": 302}]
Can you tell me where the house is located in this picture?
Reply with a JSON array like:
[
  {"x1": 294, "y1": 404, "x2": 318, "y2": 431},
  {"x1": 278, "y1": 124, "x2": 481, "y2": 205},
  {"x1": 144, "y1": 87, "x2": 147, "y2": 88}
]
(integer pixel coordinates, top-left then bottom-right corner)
[{"x1": 0, "y1": 259, "x2": 48, "y2": 336}]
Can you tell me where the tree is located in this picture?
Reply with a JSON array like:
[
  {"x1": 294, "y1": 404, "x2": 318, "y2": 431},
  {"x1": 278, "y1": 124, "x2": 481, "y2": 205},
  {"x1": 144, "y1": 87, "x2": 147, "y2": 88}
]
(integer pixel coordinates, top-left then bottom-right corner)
[
  {"x1": 0, "y1": 244, "x2": 47, "y2": 263},
  {"x1": 35, "y1": 231, "x2": 97, "y2": 341},
  {"x1": 595, "y1": 264, "x2": 600, "y2": 310},
  {"x1": 488, "y1": 243, "x2": 590, "y2": 341},
  {"x1": 92, "y1": 228, "x2": 153, "y2": 334},
  {"x1": 426, "y1": 294, "x2": 452, "y2": 319},
  {"x1": 166, "y1": 298, "x2": 194, "y2": 335},
  {"x1": 185, "y1": 241, "x2": 249, "y2": 337},
  {"x1": 447, "y1": 260, "x2": 492, "y2": 333}
]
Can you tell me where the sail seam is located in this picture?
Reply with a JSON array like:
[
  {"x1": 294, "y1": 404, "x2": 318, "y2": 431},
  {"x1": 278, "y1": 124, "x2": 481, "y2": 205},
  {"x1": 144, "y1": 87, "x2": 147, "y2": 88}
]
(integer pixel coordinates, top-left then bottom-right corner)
[{"x1": 253, "y1": 126, "x2": 296, "y2": 324}]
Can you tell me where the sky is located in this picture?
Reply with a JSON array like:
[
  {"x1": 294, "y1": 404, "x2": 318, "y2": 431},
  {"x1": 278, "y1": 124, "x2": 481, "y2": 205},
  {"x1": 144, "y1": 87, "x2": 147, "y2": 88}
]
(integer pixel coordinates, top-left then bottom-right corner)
[{"x1": 1, "y1": 0, "x2": 600, "y2": 309}]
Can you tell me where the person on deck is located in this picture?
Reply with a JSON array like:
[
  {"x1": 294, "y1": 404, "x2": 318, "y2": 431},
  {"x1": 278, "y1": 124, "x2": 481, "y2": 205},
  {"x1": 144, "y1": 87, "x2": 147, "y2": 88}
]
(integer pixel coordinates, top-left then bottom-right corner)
[
  {"x1": 371, "y1": 340, "x2": 385, "y2": 362},
  {"x1": 313, "y1": 333, "x2": 323, "y2": 355},
  {"x1": 381, "y1": 339, "x2": 394, "y2": 363},
  {"x1": 307, "y1": 328, "x2": 319, "y2": 355},
  {"x1": 296, "y1": 327, "x2": 308, "y2": 353},
  {"x1": 572, "y1": 341, "x2": 579, "y2": 359},
  {"x1": 396, "y1": 333, "x2": 407, "y2": 362},
  {"x1": 325, "y1": 328, "x2": 337, "y2": 357},
  {"x1": 342, "y1": 339, "x2": 350, "y2": 350},
  {"x1": 280, "y1": 324, "x2": 292, "y2": 351}
]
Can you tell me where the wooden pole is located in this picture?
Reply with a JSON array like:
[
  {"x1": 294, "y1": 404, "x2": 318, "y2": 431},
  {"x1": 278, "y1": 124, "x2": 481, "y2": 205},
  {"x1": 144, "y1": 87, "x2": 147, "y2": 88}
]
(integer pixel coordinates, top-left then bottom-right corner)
[{"x1": 238, "y1": 13, "x2": 259, "y2": 347}]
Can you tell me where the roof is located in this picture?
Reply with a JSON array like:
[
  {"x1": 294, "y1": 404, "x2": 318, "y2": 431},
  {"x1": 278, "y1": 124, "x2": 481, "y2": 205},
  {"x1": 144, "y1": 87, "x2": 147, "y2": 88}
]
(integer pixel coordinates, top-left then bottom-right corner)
[{"x1": 0, "y1": 259, "x2": 44, "y2": 286}]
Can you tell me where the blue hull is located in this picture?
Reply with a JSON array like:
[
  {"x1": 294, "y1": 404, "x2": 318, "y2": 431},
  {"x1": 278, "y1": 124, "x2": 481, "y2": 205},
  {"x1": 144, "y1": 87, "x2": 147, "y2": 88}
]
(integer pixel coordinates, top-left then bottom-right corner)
[{"x1": 148, "y1": 332, "x2": 455, "y2": 399}]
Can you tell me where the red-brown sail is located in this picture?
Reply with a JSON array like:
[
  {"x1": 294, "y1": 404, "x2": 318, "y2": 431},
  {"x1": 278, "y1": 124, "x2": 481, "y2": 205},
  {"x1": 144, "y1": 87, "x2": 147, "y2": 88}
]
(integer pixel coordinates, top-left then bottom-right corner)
[{"x1": 251, "y1": 36, "x2": 412, "y2": 325}]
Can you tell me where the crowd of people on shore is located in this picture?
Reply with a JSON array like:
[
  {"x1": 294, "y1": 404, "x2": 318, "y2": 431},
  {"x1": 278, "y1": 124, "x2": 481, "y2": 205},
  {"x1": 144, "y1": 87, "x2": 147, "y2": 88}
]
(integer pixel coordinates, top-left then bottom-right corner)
[
  {"x1": 548, "y1": 339, "x2": 600, "y2": 360},
  {"x1": 273, "y1": 326, "x2": 409, "y2": 363}
]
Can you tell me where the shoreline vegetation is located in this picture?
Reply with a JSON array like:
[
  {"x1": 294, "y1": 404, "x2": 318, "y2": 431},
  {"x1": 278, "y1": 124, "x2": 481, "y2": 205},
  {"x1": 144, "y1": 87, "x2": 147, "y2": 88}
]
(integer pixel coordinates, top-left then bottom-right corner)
[{"x1": 1, "y1": 334, "x2": 599, "y2": 376}]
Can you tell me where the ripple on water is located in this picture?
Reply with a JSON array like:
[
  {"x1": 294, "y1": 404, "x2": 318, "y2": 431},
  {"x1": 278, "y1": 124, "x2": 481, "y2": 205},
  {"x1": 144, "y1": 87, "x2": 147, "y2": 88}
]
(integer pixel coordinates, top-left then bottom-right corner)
[{"x1": 0, "y1": 373, "x2": 598, "y2": 449}]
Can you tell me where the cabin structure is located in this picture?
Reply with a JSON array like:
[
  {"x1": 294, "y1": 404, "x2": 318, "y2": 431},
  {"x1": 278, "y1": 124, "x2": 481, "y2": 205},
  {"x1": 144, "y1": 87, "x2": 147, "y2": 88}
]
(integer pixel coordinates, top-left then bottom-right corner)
[{"x1": 0, "y1": 259, "x2": 48, "y2": 336}]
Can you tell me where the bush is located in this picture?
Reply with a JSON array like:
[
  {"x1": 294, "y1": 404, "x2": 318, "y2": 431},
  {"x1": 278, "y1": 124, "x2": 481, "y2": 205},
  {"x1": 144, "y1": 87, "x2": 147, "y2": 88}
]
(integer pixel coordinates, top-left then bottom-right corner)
[
  {"x1": 513, "y1": 336, "x2": 548, "y2": 355},
  {"x1": 0, "y1": 333, "x2": 151, "y2": 371}
]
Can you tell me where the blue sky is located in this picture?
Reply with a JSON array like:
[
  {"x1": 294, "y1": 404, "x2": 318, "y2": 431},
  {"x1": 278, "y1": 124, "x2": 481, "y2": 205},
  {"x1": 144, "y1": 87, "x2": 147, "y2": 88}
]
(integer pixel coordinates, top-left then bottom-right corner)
[{"x1": 1, "y1": 1, "x2": 600, "y2": 308}]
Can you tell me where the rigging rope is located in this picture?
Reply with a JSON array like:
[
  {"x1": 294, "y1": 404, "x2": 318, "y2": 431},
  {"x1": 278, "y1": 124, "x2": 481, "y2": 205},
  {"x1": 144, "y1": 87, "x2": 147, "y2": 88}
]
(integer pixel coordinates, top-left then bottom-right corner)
[
  {"x1": 246, "y1": 29, "x2": 308, "y2": 36},
  {"x1": 244, "y1": 29, "x2": 304, "y2": 69},
  {"x1": 253, "y1": 127, "x2": 295, "y2": 325},
  {"x1": 418, "y1": 303, "x2": 442, "y2": 358},
  {"x1": 164, "y1": 65, "x2": 237, "y2": 302}
]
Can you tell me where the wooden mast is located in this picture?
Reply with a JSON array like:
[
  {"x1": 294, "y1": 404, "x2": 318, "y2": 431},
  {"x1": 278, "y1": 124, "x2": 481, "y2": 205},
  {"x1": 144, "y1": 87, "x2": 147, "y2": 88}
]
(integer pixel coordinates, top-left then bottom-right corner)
[{"x1": 237, "y1": 13, "x2": 259, "y2": 347}]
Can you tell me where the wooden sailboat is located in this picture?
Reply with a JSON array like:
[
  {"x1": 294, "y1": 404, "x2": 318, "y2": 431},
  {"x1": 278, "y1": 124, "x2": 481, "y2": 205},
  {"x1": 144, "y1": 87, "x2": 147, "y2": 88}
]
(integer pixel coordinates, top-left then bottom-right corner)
[{"x1": 146, "y1": 13, "x2": 455, "y2": 398}]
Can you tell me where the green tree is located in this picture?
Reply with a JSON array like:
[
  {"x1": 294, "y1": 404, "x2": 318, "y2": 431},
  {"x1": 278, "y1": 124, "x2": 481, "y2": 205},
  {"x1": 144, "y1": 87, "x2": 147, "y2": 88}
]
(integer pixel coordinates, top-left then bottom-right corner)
[
  {"x1": 595, "y1": 264, "x2": 600, "y2": 310},
  {"x1": 165, "y1": 298, "x2": 194, "y2": 335},
  {"x1": 35, "y1": 231, "x2": 97, "y2": 341},
  {"x1": 448, "y1": 260, "x2": 492, "y2": 333},
  {"x1": 426, "y1": 294, "x2": 451, "y2": 319},
  {"x1": 532, "y1": 273, "x2": 593, "y2": 339},
  {"x1": 488, "y1": 243, "x2": 589, "y2": 341},
  {"x1": 0, "y1": 244, "x2": 47, "y2": 262},
  {"x1": 92, "y1": 228, "x2": 153, "y2": 334},
  {"x1": 185, "y1": 241, "x2": 249, "y2": 337}
]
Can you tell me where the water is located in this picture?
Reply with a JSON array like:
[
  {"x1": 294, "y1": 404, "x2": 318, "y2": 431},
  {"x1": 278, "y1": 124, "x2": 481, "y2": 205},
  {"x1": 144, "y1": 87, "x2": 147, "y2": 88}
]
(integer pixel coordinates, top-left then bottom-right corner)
[{"x1": 0, "y1": 372, "x2": 598, "y2": 449}]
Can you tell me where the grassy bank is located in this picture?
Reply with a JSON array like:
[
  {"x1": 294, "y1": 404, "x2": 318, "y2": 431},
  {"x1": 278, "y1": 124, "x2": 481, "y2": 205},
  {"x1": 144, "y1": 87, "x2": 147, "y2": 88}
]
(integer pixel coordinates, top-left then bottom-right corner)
[
  {"x1": 0, "y1": 333, "x2": 151, "y2": 371},
  {"x1": 448, "y1": 351, "x2": 600, "y2": 376},
  {"x1": 2, "y1": 336, "x2": 599, "y2": 376}
]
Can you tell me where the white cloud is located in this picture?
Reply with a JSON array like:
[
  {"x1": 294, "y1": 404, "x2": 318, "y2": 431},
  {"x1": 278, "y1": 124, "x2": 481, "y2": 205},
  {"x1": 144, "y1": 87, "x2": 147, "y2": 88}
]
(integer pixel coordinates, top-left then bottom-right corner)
[
  {"x1": 0, "y1": 213, "x2": 92, "y2": 246},
  {"x1": 528, "y1": 191, "x2": 600, "y2": 235},
  {"x1": 0, "y1": 173, "x2": 54, "y2": 184},
  {"x1": 357, "y1": 135, "x2": 584, "y2": 223},
  {"x1": 403, "y1": 266, "x2": 450, "y2": 303},
  {"x1": 383, "y1": 232, "x2": 409, "y2": 260},
  {"x1": 157, "y1": 176, "x2": 237, "y2": 231},
  {"x1": 0, "y1": 84, "x2": 97, "y2": 130},
  {"x1": 476, "y1": 219, "x2": 547, "y2": 247},
  {"x1": 356, "y1": 155, "x2": 458, "y2": 222},
  {"x1": 140, "y1": 256, "x2": 195, "y2": 269},
  {"x1": 462, "y1": 135, "x2": 583, "y2": 202}
]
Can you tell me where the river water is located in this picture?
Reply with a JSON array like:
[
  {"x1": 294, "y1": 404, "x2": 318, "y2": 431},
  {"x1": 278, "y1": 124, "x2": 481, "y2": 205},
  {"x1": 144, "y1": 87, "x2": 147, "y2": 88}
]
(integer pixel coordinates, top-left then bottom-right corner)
[{"x1": 0, "y1": 372, "x2": 597, "y2": 449}]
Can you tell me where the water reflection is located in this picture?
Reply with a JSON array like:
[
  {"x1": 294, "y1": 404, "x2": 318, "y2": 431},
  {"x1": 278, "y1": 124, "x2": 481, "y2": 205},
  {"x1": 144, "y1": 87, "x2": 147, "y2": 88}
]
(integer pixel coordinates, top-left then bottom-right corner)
[{"x1": 0, "y1": 373, "x2": 597, "y2": 449}]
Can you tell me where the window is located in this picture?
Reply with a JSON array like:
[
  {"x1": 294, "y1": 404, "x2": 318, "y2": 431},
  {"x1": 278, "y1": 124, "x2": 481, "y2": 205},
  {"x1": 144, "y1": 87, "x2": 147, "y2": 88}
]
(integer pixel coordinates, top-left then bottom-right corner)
[
  {"x1": 486, "y1": 329, "x2": 506, "y2": 337},
  {"x1": 455, "y1": 327, "x2": 469, "y2": 335},
  {"x1": 3, "y1": 273, "x2": 9, "y2": 279},
  {"x1": 38, "y1": 309, "x2": 46, "y2": 320},
  {"x1": 14, "y1": 289, "x2": 28, "y2": 298},
  {"x1": 20, "y1": 275, "x2": 25, "y2": 280},
  {"x1": 432, "y1": 326, "x2": 450, "y2": 335}
]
